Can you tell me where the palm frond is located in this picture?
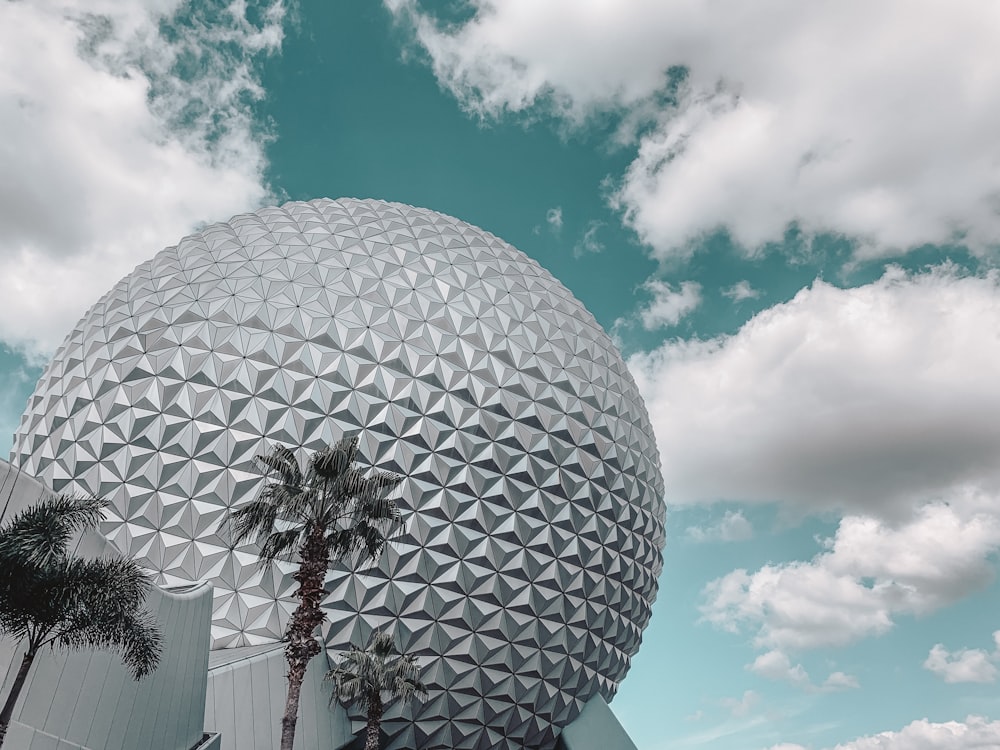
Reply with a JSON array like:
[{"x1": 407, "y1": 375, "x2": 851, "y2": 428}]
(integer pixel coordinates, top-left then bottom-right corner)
[
  {"x1": 224, "y1": 497, "x2": 281, "y2": 548},
  {"x1": 254, "y1": 444, "x2": 303, "y2": 487},
  {"x1": 0, "y1": 494, "x2": 106, "y2": 568},
  {"x1": 356, "y1": 470, "x2": 404, "y2": 501},
  {"x1": 326, "y1": 629, "x2": 427, "y2": 709},
  {"x1": 370, "y1": 629, "x2": 395, "y2": 659},
  {"x1": 62, "y1": 606, "x2": 162, "y2": 679},
  {"x1": 258, "y1": 527, "x2": 304, "y2": 565},
  {"x1": 60, "y1": 556, "x2": 151, "y2": 614},
  {"x1": 0, "y1": 503, "x2": 163, "y2": 679},
  {"x1": 311, "y1": 435, "x2": 360, "y2": 480}
]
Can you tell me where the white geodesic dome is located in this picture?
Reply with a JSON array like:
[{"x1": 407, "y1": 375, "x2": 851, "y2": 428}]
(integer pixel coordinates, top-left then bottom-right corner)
[{"x1": 13, "y1": 198, "x2": 665, "y2": 750}]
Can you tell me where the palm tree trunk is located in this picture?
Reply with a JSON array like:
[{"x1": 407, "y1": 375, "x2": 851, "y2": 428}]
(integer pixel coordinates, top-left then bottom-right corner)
[
  {"x1": 0, "y1": 648, "x2": 36, "y2": 749},
  {"x1": 364, "y1": 693, "x2": 383, "y2": 750},
  {"x1": 279, "y1": 526, "x2": 329, "y2": 750},
  {"x1": 280, "y1": 658, "x2": 308, "y2": 750}
]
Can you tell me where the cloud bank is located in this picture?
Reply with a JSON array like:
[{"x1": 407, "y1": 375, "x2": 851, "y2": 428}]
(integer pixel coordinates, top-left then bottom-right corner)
[
  {"x1": 770, "y1": 715, "x2": 1000, "y2": 750},
  {"x1": 701, "y1": 494, "x2": 1000, "y2": 653},
  {"x1": 0, "y1": 0, "x2": 285, "y2": 357},
  {"x1": 628, "y1": 266, "x2": 1000, "y2": 519},
  {"x1": 388, "y1": 0, "x2": 1000, "y2": 259}
]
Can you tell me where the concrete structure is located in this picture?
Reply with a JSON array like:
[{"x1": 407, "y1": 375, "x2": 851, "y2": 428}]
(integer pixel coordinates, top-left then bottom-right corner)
[{"x1": 10, "y1": 199, "x2": 663, "y2": 749}]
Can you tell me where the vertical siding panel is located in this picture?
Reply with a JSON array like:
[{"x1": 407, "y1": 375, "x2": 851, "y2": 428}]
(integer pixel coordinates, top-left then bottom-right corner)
[
  {"x1": 213, "y1": 665, "x2": 239, "y2": 749},
  {"x1": 18, "y1": 650, "x2": 66, "y2": 730},
  {"x1": 267, "y1": 652, "x2": 285, "y2": 750},
  {"x1": 66, "y1": 651, "x2": 112, "y2": 741},
  {"x1": 249, "y1": 653, "x2": 271, "y2": 749},
  {"x1": 84, "y1": 651, "x2": 127, "y2": 749}
]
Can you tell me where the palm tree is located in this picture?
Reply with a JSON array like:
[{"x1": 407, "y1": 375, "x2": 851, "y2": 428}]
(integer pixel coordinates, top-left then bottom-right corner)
[
  {"x1": 226, "y1": 436, "x2": 404, "y2": 750},
  {"x1": 327, "y1": 629, "x2": 427, "y2": 750},
  {"x1": 0, "y1": 494, "x2": 162, "y2": 749}
]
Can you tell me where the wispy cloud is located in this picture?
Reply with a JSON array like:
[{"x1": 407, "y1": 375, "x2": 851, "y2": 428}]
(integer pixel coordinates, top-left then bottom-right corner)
[
  {"x1": 722, "y1": 281, "x2": 761, "y2": 302},
  {"x1": 573, "y1": 220, "x2": 604, "y2": 257},
  {"x1": 747, "y1": 650, "x2": 858, "y2": 693},
  {"x1": 545, "y1": 206, "x2": 563, "y2": 233},
  {"x1": 687, "y1": 510, "x2": 753, "y2": 543},
  {"x1": 721, "y1": 690, "x2": 760, "y2": 718}
]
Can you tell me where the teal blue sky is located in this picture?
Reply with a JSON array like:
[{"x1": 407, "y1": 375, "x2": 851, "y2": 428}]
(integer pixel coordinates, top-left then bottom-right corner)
[{"x1": 5, "y1": 2, "x2": 1000, "y2": 748}]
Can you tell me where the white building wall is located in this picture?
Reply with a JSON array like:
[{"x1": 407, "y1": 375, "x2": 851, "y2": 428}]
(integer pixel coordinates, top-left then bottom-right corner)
[
  {"x1": 205, "y1": 642, "x2": 354, "y2": 750},
  {"x1": 0, "y1": 459, "x2": 214, "y2": 750}
]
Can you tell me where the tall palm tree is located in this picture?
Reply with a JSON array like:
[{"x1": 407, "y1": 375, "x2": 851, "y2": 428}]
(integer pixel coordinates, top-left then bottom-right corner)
[
  {"x1": 327, "y1": 629, "x2": 427, "y2": 750},
  {"x1": 226, "y1": 436, "x2": 404, "y2": 750},
  {"x1": 0, "y1": 494, "x2": 162, "y2": 748}
]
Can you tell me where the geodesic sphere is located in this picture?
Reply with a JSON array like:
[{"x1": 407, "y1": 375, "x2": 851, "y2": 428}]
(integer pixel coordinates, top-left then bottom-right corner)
[{"x1": 13, "y1": 198, "x2": 665, "y2": 750}]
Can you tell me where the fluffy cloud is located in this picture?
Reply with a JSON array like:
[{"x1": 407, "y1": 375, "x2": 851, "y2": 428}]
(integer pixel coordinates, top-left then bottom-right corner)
[
  {"x1": 923, "y1": 645, "x2": 997, "y2": 684},
  {"x1": 701, "y1": 498, "x2": 1000, "y2": 652},
  {"x1": 819, "y1": 716, "x2": 1000, "y2": 750},
  {"x1": 770, "y1": 717, "x2": 1000, "y2": 749},
  {"x1": 686, "y1": 509, "x2": 753, "y2": 543},
  {"x1": 388, "y1": 0, "x2": 1000, "y2": 258},
  {"x1": 0, "y1": 0, "x2": 284, "y2": 357},
  {"x1": 923, "y1": 632, "x2": 1000, "y2": 684},
  {"x1": 627, "y1": 266, "x2": 1000, "y2": 519},
  {"x1": 637, "y1": 280, "x2": 702, "y2": 330}
]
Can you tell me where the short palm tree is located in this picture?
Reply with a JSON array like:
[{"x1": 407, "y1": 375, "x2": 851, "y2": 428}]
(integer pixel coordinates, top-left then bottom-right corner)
[
  {"x1": 226, "y1": 436, "x2": 404, "y2": 750},
  {"x1": 0, "y1": 494, "x2": 162, "y2": 749},
  {"x1": 327, "y1": 629, "x2": 427, "y2": 750}
]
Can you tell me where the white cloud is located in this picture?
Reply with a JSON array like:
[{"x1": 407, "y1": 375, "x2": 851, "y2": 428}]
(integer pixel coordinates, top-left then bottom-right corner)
[
  {"x1": 747, "y1": 650, "x2": 858, "y2": 693},
  {"x1": 923, "y1": 645, "x2": 997, "y2": 684},
  {"x1": 573, "y1": 220, "x2": 604, "y2": 257},
  {"x1": 388, "y1": 0, "x2": 1000, "y2": 259},
  {"x1": 638, "y1": 280, "x2": 702, "y2": 330},
  {"x1": 0, "y1": 0, "x2": 284, "y2": 358},
  {"x1": 824, "y1": 716, "x2": 1000, "y2": 750},
  {"x1": 749, "y1": 651, "x2": 810, "y2": 687},
  {"x1": 701, "y1": 498, "x2": 1000, "y2": 652},
  {"x1": 546, "y1": 206, "x2": 563, "y2": 232},
  {"x1": 923, "y1": 632, "x2": 1000, "y2": 684},
  {"x1": 820, "y1": 672, "x2": 859, "y2": 692},
  {"x1": 627, "y1": 266, "x2": 1000, "y2": 519},
  {"x1": 687, "y1": 509, "x2": 753, "y2": 543},
  {"x1": 720, "y1": 689, "x2": 760, "y2": 718},
  {"x1": 722, "y1": 281, "x2": 761, "y2": 302}
]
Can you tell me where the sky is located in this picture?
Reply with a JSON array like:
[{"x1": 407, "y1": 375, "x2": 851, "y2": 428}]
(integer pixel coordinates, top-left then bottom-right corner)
[{"x1": 4, "y1": 1, "x2": 1000, "y2": 748}]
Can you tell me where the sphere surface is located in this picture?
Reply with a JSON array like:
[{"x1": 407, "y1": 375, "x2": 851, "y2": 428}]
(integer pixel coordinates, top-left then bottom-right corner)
[{"x1": 13, "y1": 198, "x2": 665, "y2": 750}]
